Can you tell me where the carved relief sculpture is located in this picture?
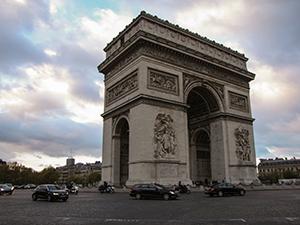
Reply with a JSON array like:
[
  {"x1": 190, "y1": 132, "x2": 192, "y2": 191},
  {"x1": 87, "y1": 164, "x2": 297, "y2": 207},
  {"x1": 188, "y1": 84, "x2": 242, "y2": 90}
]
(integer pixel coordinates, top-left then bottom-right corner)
[
  {"x1": 229, "y1": 91, "x2": 248, "y2": 112},
  {"x1": 106, "y1": 71, "x2": 138, "y2": 105},
  {"x1": 148, "y1": 68, "x2": 178, "y2": 95},
  {"x1": 234, "y1": 127, "x2": 251, "y2": 161},
  {"x1": 154, "y1": 113, "x2": 177, "y2": 159}
]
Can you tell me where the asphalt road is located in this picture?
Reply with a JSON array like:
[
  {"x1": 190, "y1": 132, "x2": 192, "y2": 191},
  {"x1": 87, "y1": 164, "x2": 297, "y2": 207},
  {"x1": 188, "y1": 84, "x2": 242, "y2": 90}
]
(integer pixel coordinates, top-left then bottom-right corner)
[{"x1": 0, "y1": 189, "x2": 299, "y2": 225}]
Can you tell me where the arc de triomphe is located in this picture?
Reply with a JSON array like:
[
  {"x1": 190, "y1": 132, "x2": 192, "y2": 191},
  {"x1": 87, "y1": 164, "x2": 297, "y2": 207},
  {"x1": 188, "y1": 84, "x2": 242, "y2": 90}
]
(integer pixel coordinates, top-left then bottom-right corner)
[{"x1": 98, "y1": 11, "x2": 257, "y2": 186}]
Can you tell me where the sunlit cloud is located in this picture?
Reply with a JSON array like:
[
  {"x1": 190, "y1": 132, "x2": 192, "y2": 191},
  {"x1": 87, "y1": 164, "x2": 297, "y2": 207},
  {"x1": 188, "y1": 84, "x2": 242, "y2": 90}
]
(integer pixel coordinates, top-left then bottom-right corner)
[
  {"x1": 266, "y1": 146, "x2": 300, "y2": 159},
  {"x1": 44, "y1": 48, "x2": 57, "y2": 56}
]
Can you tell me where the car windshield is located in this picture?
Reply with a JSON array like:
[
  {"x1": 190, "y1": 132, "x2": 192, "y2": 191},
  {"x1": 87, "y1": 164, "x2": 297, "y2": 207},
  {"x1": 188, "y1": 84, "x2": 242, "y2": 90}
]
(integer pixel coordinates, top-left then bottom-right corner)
[{"x1": 47, "y1": 185, "x2": 60, "y2": 191}]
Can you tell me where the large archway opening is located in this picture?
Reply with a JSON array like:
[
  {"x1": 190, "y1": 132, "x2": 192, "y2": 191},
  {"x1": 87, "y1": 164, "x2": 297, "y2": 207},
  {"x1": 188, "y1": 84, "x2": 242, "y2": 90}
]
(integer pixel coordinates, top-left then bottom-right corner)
[
  {"x1": 187, "y1": 86, "x2": 220, "y2": 184},
  {"x1": 114, "y1": 118, "x2": 129, "y2": 186}
]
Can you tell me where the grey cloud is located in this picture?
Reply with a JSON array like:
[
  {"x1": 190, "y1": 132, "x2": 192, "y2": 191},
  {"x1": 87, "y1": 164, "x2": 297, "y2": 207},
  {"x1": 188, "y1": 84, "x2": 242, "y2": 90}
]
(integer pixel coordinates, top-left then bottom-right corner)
[
  {"x1": 235, "y1": 1, "x2": 300, "y2": 67},
  {"x1": 51, "y1": 43, "x2": 103, "y2": 103},
  {"x1": 0, "y1": 1, "x2": 50, "y2": 73},
  {"x1": 0, "y1": 114, "x2": 102, "y2": 158}
]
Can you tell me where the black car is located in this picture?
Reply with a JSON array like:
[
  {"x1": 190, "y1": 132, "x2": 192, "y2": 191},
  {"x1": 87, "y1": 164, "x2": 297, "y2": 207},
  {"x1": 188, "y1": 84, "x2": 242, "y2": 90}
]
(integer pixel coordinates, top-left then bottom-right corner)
[
  {"x1": 205, "y1": 182, "x2": 246, "y2": 197},
  {"x1": 0, "y1": 184, "x2": 14, "y2": 195},
  {"x1": 32, "y1": 184, "x2": 69, "y2": 202},
  {"x1": 130, "y1": 183, "x2": 178, "y2": 200}
]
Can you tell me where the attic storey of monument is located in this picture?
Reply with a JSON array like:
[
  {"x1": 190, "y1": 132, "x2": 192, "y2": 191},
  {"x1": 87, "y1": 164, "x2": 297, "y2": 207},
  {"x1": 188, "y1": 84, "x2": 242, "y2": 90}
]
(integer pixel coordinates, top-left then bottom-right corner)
[{"x1": 98, "y1": 11, "x2": 257, "y2": 186}]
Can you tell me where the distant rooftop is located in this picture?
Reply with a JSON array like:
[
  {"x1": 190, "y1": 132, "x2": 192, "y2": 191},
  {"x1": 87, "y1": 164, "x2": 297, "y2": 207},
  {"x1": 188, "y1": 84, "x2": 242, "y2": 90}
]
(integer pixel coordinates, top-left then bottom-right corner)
[{"x1": 259, "y1": 157, "x2": 300, "y2": 165}]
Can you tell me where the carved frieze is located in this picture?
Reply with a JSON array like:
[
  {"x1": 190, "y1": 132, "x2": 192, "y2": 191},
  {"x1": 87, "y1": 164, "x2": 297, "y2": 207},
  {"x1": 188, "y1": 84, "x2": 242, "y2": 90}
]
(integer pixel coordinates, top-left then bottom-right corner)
[
  {"x1": 148, "y1": 68, "x2": 179, "y2": 95},
  {"x1": 229, "y1": 91, "x2": 249, "y2": 112},
  {"x1": 154, "y1": 113, "x2": 177, "y2": 159},
  {"x1": 106, "y1": 71, "x2": 138, "y2": 105},
  {"x1": 234, "y1": 127, "x2": 251, "y2": 161}
]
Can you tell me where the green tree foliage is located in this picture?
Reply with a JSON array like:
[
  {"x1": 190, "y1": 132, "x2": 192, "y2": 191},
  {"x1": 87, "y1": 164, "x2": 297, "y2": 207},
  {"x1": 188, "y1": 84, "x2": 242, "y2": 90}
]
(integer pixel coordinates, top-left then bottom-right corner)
[
  {"x1": 259, "y1": 169, "x2": 300, "y2": 184},
  {"x1": 88, "y1": 172, "x2": 101, "y2": 185},
  {"x1": 0, "y1": 164, "x2": 59, "y2": 185}
]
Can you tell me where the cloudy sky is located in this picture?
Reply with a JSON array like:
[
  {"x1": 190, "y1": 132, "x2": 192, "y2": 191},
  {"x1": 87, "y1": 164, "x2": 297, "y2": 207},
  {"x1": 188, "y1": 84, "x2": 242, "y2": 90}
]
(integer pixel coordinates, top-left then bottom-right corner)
[{"x1": 0, "y1": 0, "x2": 299, "y2": 171}]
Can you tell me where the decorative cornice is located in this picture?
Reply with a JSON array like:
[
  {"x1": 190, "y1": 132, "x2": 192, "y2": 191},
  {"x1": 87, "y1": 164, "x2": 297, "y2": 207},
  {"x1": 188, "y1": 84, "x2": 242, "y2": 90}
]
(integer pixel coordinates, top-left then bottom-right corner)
[
  {"x1": 102, "y1": 93, "x2": 254, "y2": 125},
  {"x1": 188, "y1": 111, "x2": 254, "y2": 126},
  {"x1": 100, "y1": 39, "x2": 252, "y2": 89},
  {"x1": 104, "y1": 11, "x2": 247, "y2": 61},
  {"x1": 99, "y1": 33, "x2": 255, "y2": 82},
  {"x1": 129, "y1": 160, "x2": 182, "y2": 165},
  {"x1": 102, "y1": 94, "x2": 188, "y2": 119},
  {"x1": 229, "y1": 164, "x2": 256, "y2": 168}
]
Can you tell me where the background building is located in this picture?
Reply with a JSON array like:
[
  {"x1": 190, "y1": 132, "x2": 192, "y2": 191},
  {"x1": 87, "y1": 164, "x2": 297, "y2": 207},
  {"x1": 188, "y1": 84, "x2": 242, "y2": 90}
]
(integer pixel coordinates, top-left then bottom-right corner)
[
  {"x1": 258, "y1": 158, "x2": 300, "y2": 183},
  {"x1": 56, "y1": 158, "x2": 102, "y2": 184}
]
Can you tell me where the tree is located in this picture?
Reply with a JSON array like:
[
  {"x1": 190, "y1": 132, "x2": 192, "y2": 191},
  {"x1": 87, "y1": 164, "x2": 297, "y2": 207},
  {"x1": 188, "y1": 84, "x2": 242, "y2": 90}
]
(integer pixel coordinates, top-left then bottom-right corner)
[
  {"x1": 87, "y1": 172, "x2": 101, "y2": 185},
  {"x1": 38, "y1": 167, "x2": 60, "y2": 184}
]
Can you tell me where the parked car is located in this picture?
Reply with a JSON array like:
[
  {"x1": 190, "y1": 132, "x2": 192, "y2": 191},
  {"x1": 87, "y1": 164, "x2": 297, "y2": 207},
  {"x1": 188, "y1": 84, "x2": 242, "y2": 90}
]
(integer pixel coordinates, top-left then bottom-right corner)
[
  {"x1": 24, "y1": 184, "x2": 36, "y2": 189},
  {"x1": 5, "y1": 183, "x2": 15, "y2": 192},
  {"x1": 15, "y1": 184, "x2": 25, "y2": 189},
  {"x1": 32, "y1": 184, "x2": 69, "y2": 202},
  {"x1": 130, "y1": 183, "x2": 178, "y2": 200},
  {"x1": 0, "y1": 184, "x2": 14, "y2": 195},
  {"x1": 205, "y1": 182, "x2": 246, "y2": 197}
]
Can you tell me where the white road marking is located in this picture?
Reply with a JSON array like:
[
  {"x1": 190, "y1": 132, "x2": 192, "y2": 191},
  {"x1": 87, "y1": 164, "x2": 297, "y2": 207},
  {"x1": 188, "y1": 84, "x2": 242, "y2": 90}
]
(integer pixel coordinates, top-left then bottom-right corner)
[
  {"x1": 228, "y1": 218, "x2": 247, "y2": 223},
  {"x1": 105, "y1": 218, "x2": 140, "y2": 223},
  {"x1": 286, "y1": 217, "x2": 299, "y2": 222}
]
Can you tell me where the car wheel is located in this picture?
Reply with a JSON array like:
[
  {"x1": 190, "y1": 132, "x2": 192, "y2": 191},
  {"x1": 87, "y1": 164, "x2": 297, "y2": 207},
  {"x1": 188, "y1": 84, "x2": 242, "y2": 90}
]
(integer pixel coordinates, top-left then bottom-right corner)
[
  {"x1": 32, "y1": 195, "x2": 37, "y2": 201},
  {"x1": 218, "y1": 191, "x2": 223, "y2": 197},
  {"x1": 47, "y1": 195, "x2": 52, "y2": 202},
  {"x1": 163, "y1": 194, "x2": 169, "y2": 200},
  {"x1": 239, "y1": 190, "x2": 245, "y2": 196},
  {"x1": 135, "y1": 193, "x2": 141, "y2": 200},
  {"x1": 209, "y1": 193, "x2": 213, "y2": 197},
  {"x1": 62, "y1": 198, "x2": 68, "y2": 202}
]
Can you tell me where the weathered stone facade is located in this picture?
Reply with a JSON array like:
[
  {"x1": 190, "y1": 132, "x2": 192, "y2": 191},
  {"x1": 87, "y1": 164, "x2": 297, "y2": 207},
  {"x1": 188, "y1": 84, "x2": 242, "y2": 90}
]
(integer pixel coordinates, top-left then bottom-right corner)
[{"x1": 98, "y1": 11, "x2": 257, "y2": 186}]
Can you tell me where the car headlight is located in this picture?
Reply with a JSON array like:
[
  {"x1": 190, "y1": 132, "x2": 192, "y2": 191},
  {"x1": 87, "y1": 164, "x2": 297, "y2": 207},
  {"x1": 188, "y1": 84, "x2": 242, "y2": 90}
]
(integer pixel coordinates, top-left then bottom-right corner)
[
  {"x1": 53, "y1": 193, "x2": 59, "y2": 195},
  {"x1": 169, "y1": 191, "x2": 175, "y2": 194}
]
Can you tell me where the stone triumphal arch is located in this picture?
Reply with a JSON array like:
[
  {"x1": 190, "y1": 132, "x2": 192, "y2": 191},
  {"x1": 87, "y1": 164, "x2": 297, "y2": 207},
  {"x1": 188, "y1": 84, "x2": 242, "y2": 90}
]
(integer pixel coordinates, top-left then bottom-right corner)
[{"x1": 98, "y1": 12, "x2": 257, "y2": 186}]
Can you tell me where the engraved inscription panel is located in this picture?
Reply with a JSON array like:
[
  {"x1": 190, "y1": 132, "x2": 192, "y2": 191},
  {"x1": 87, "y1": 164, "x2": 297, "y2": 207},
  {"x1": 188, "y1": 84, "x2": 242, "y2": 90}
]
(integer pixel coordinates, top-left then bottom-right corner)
[
  {"x1": 148, "y1": 68, "x2": 179, "y2": 95},
  {"x1": 229, "y1": 91, "x2": 248, "y2": 112},
  {"x1": 106, "y1": 71, "x2": 138, "y2": 105}
]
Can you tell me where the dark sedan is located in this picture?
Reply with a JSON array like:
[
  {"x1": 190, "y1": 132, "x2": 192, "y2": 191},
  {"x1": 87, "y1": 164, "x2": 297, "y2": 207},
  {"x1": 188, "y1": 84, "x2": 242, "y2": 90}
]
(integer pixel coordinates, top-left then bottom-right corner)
[
  {"x1": 205, "y1": 182, "x2": 246, "y2": 197},
  {"x1": 130, "y1": 183, "x2": 178, "y2": 200},
  {"x1": 32, "y1": 184, "x2": 69, "y2": 202}
]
